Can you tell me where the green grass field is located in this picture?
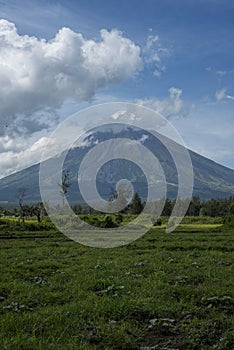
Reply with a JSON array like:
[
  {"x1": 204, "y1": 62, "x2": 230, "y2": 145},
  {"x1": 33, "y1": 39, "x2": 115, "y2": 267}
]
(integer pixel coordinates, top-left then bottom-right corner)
[{"x1": 0, "y1": 218, "x2": 233, "y2": 349}]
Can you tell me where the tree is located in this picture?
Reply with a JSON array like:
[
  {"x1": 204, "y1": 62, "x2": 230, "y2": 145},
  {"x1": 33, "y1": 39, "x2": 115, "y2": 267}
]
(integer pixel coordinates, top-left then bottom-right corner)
[
  {"x1": 187, "y1": 196, "x2": 201, "y2": 216},
  {"x1": 17, "y1": 187, "x2": 27, "y2": 223},
  {"x1": 31, "y1": 202, "x2": 46, "y2": 223},
  {"x1": 0, "y1": 207, "x2": 10, "y2": 217},
  {"x1": 129, "y1": 192, "x2": 143, "y2": 214},
  {"x1": 72, "y1": 204, "x2": 82, "y2": 215},
  {"x1": 228, "y1": 202, "x2": 234, "y2": 216},
  {"x1": 107, "y1": 184, "x2": 130, "y2": 213},
  {"x1": 162, "y1": 198, "x2": 173, "y2": 216},
  {"x1": 57, "y1": 169, "x2": 71, "y2": 208}
]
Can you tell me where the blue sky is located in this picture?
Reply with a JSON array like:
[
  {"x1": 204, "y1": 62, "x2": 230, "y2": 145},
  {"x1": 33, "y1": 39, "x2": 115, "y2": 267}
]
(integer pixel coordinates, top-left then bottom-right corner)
[{"x1": 0, "y1": 0, "x2": 233, "y2": 176}]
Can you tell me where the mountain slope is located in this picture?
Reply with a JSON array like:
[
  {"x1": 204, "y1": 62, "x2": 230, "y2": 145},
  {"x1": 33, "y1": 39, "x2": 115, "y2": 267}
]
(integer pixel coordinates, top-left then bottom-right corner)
[{"x1": 0, "y1": 127, "x2": 233, "y2": 206}]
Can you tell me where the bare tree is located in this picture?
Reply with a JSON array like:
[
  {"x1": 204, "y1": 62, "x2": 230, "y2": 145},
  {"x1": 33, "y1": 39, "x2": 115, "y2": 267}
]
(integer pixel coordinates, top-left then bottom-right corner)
[
  {"x1": 57, "y1": 169, "x2": 71, "y2": 208},
  {"x1": 17, "y1": 187, "x2": 27, "y2": 223}
]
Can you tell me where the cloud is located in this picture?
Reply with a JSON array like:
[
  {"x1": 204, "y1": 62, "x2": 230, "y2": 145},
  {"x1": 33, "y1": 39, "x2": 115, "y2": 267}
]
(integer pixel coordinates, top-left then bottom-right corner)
[
  {"x1": 216, "y1": 70, "x2": 227, "y2": 77},
  {"x1": 215, "y1": 89, "x2": 226, "y2": 101},
  {"x1": 0, "y1": 19, "x2": 143, "y2": 135},
  {"x1": 143, "y1": 34, "x2": 169, "y2": 78},
  {"x1": 0, "y1": 20, "x2": 172, "y2": 178},
  {"x1": 0, "y1": 134, "x2": 75, "y2": 178},
  {"x1": 136, "y1": 87, "x2": 186, "y2": 119},
  {"x1": 0, "y1": 136, "x2": 45, "y2": 178},
  {"x1": 215, "y1": 88, "x2": 234, "y2": 101},
  {"x1": 206, "y1": 66, "x2": 234, "y2": 78},
  {"x1": 170, "y1": 106, "x2": 234, "y2": 169},
  {"x1": 215, "y1": 69, "x2": 234, "y2": 77}
]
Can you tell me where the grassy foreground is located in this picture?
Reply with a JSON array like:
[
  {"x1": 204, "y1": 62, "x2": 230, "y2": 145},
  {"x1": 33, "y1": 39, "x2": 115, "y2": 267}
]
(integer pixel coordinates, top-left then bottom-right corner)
[{"x1": 0, "y1": 222, "x2": 233, "y2": 349}]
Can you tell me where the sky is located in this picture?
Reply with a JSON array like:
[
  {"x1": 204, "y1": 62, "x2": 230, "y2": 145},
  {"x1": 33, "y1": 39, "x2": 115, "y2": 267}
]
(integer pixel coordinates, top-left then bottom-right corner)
[{"x1": 0, "y1": 0, "x2": 233, "y2": 178}]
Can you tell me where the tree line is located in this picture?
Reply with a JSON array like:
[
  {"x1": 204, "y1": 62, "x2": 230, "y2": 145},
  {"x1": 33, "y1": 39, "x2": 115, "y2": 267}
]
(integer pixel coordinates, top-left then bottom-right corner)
[{"x1": 0, "y1": 190, "x2": 234, "y2": 221}]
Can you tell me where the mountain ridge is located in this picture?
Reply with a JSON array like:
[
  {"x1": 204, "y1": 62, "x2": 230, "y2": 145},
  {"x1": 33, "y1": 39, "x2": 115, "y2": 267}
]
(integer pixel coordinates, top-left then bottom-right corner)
[{"x1": 0, "y1": 127, "x2": 233, "y2": 206}]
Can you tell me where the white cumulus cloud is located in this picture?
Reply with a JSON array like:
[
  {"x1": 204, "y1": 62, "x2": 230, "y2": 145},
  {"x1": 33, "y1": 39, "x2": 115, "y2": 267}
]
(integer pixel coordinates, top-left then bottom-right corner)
[{"x1": 0, "y1": 19, "x2": 143, "y2": 135}]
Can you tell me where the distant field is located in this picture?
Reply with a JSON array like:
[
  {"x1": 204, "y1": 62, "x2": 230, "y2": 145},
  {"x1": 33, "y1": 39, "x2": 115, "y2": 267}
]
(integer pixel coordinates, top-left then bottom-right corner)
[{"x1": 0, "y1": 219, "x2": 233, "y2": 349}]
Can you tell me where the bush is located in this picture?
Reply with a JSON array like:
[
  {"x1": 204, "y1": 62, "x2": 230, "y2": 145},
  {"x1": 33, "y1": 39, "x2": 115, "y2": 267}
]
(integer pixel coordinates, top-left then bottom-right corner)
[
  {"x1": 152, "y1": 217, "x2": 162, "y2": 226},
  {"x1": 100, "y1": 215, "x2": 118, "y2": 228},
  {"x1": 223, "y1": 215, "x2": 234, "y2": 227},
  {"x1": 0, "y1": 217, "x2": 55, "y2": 232},
  {"x1": 115, "y1": 213, "x2": 123, "y2": 224}
]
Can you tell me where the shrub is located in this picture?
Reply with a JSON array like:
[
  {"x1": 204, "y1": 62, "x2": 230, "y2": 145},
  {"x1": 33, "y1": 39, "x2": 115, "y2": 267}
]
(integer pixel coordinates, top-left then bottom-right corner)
[
  {"x1": 152, "y1": 217, "x2": 162, "y2": 226},
  {"x1": 100, "y1": 215, "x2": 118, "y2": 228}
]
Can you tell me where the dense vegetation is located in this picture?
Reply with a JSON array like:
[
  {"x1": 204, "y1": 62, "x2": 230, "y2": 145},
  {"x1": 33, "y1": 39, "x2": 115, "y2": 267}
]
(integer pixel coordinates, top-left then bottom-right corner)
[{"x1": 1, "y1": 195, "x2": 234, "y2": 219}]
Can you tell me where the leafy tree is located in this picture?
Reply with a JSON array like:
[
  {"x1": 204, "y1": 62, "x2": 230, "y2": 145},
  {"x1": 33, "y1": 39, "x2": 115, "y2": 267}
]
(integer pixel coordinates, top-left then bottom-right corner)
[
  {"x1": 228, "y1": 202, "x2": 234, "y2": 216},
  {"x1": 0, "y1": 207, "x2": 11, "y2": 217},
  {"x1": 13, "y1": 208, "x2": 19, "y2": 217},
  {"x1": 72, "y1": 204, "x2": 82, "y2": 215},
  {"x1": 129, "y1": 192, "x2": 143, "y2": 214},
  {"x1": 162, "y1": 198, "x2": 173, "y2": 216},
  {"x1": 31, "y1": 202, "x2": 46, "y2": 223},
  {"x1": 187, "y1": 196, "x2": 201, "y2": 216}
]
